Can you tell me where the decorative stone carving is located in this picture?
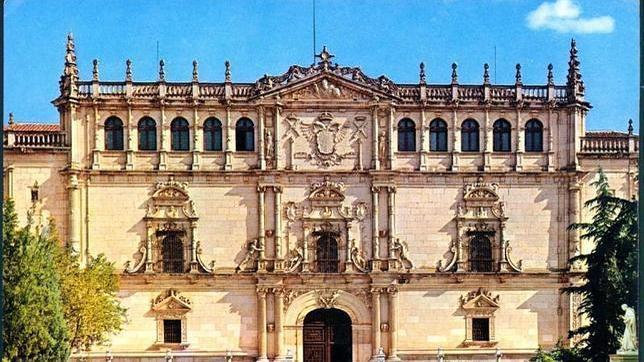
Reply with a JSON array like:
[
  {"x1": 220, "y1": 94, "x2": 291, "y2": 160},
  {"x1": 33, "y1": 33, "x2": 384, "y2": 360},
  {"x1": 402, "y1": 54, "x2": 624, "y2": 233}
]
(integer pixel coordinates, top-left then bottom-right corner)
[
  {"x1": 235, "y1": 238, "x2": 263, "y2": 272},
  {"x1": 284, "y1": 114, "x2": 301, "y2": 139},
  {"x1": 124, "y1": 245, "x2": 147, "y2": 273},
  {"x1": 309, "y1": 176, "x2": 346, "y2": 203},
  {"x1": 349, "y1": 239, "x2": 370, "y2": 273},
  {"x1": 300, "y1": 112, "x2": 351, "y2": 167},
  {"x1": 460, "y1": 288, "x2": 500, "y2": 312},
  {"x1": 283, "y1": 289, "x2": 306, "y2": 311},
  {"x1": 264, "y1": 130, "x2": 274, "y2": 161},
  {"x1": 350, "y1": 117, "x2": 368, "y2": 142},
  {"x1": 284, "y1": 246, "x2": 304, "y2": 273},
  {"x1": 152, "y1": 289, "x2": 192, "y2": 313},
  {"x1": 390, "y1": 238, "x2": 413, "y2": 271},
  {"x1": 315, "y1": 289, "x2": 340, "y2": 309}
]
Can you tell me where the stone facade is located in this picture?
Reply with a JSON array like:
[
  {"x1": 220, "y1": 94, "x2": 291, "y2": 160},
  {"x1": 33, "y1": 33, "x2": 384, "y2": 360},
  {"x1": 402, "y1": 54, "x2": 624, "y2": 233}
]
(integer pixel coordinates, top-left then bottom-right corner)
[{"x1": 2, "y1": 35, "x2": 639, "y2": 361}]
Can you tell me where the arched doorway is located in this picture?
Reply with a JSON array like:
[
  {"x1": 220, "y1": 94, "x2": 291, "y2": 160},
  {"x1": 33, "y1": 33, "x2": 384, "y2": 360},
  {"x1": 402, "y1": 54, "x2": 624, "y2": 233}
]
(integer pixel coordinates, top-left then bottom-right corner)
[{"x1": 303, "y1": 308, "x2": 352, "y2": 362}]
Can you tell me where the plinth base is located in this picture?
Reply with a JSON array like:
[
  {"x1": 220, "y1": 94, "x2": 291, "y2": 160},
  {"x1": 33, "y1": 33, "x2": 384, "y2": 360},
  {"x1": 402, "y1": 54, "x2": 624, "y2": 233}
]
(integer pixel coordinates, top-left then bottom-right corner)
[{"x1": 609, "y1": 352, "x2": 638, "y2": 362}]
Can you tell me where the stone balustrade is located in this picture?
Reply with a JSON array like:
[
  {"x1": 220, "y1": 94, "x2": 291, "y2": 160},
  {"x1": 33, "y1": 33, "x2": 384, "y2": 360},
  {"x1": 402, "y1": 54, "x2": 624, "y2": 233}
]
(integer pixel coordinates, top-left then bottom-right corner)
[
  {"x1": 4, "y1": 128, "x2": 67, "y2": 149},
  {"x1": 580, "y1": 132, "x2": 638, "y2": 154}
]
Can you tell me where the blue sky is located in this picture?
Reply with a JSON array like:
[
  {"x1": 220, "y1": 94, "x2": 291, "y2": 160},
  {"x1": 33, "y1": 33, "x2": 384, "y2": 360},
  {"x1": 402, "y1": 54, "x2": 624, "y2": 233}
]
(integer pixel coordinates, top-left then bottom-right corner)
[{"x1": 3, "y1": 0, "x2": 638, "y2": 131}]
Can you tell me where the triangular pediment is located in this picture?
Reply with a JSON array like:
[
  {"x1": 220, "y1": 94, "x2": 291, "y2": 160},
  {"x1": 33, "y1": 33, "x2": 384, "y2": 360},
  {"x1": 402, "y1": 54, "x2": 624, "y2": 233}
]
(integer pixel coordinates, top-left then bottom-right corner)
[
  {"x1": 256, "y1": 73, "x2": 401, "y2": 102},
  {"x1": 152, "y1": 289, "x2": 192, "y2": 314},
  {"x1": 460, "y1": 288, "x2": 500, "y2": 311}
]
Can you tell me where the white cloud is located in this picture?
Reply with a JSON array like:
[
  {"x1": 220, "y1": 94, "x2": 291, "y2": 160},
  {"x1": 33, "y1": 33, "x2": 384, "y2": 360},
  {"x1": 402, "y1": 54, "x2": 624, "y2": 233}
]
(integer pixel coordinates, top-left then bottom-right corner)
[{"x1": 526, "y1": 0, "x2": 615, "y2": 34}]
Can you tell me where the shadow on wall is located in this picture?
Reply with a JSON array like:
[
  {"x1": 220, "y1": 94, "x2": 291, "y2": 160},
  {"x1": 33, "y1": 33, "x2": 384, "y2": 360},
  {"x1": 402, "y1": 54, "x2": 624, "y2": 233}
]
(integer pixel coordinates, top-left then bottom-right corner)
[
  {"x1": 517, "y1": 289, "x2": 560, "y2": 350},
  {"x1": 533, "y1": 185, "x2": 561, "y2": 271},
  {"x1": 226, "y1": 186, "x2": 258, "y2": 267}
]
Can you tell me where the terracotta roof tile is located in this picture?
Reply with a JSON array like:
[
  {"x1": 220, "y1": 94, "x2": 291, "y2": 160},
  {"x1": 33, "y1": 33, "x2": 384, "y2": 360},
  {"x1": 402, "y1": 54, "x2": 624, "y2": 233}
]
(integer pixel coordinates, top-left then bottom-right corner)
[{"x1": 4, "y1": 123, "x2": 60, "y2": 132}]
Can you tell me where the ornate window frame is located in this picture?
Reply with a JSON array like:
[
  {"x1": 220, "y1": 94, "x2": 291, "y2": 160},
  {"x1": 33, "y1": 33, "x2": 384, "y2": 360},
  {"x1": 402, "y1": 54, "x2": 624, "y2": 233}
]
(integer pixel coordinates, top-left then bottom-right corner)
[
  {"x1": 152, "y1": 289, "x2": 191, "y2": 350},
  {"x1": 438, "y1": 177, "x2": 522, "y2": 273},
  {"x1": 124, "y1": 177, "x2": 214, "y2": 274},
  {"x1": 460, "y1": 288, "x2": 499, "y2": 346}
]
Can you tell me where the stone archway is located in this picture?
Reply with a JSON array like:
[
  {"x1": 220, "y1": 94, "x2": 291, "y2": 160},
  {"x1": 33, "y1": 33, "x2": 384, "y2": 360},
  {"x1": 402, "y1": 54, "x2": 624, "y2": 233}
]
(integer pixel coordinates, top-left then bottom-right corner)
[{"x1": 283, "y1": 290, "x2": 371, "y2": 362}]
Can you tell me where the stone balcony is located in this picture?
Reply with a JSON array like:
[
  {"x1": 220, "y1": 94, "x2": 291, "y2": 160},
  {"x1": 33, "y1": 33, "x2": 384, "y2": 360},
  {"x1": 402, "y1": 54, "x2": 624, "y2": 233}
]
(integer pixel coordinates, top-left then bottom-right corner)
[{"x1": 3, "y1": 120, "x2": 68, "y2": 150}]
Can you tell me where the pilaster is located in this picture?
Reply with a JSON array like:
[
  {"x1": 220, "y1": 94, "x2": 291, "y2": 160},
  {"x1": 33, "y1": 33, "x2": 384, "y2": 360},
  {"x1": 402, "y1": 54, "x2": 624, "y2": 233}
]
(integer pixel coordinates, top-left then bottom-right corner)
[
  {"x1": 257, "y1": 287, "x2": 269, "y2": 362},
  {"x1": 257, "y1": 185, "x2": 267, "y2": 272},
  {"x1": 273, "y1": 186, "x2": 283, "y2": 270},
  {"x1": 371, "y1": 105, "x2": 380, "y2": 170},
  {"x1": 386, "y1": 285, "x2": 400, "y2": 361}
]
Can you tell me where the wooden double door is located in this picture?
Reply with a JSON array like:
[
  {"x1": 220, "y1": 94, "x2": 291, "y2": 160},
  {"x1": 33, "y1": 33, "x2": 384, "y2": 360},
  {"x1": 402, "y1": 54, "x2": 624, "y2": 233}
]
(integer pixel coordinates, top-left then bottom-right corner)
[{"x1": 303, "y1": 308, "x2": 352, "y2": 362}]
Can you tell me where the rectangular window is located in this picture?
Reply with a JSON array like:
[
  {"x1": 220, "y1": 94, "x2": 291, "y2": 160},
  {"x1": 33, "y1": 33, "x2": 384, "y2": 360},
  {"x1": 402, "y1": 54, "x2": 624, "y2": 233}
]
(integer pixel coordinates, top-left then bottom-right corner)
[
  {"x1": 163, "y1": 319, "x2": 182, "y2": 343},
  {"x1": 472, "y1": 318, "x2": 490, "y2": 341}
]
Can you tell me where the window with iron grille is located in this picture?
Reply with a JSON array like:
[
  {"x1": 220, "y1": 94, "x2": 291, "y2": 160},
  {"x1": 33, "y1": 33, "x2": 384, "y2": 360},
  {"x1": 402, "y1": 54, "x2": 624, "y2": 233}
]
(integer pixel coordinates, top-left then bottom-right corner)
[
  {"x1": 162, "y1": 234, "x2": 184, "y2": 273},
  {"x1": 469, "y1": 235, "x2": 493, "y2": 272},
  {"x1": 163, "y1": 319, "x2": 182, "y2": 344},
  {"x1": 316, "y1": 233, "x2": 339, "y2": 273},
  {"x1": 472, "y1": 318, "x2": 490, "y2": 341}
]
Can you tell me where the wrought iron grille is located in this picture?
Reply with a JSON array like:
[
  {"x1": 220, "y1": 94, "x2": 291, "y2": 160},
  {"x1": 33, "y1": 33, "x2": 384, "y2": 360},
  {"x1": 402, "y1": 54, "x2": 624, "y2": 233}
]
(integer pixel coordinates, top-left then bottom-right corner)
[
  {"x1": 472, "y1": 318, "x2": 490, "y2": 341},
  {"x1": 163, "y1": 319, "x2": 182, "y2": 344},
  {"x1": 162, "y1": 234, "x2": 184, "y2": 273},
  {"x1": 469, "y1": 235, "x2": 493, "y2": 272},
  {"x1": 316, "y1": 233, "x2": 339, "y2": 273}
]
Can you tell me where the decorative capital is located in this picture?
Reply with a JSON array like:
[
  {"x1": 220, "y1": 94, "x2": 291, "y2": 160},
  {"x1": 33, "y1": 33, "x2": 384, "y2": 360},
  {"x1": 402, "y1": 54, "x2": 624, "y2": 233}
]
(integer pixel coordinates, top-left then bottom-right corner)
[
  {"x1": 192, "y1": 60, "x2": 198, "y2": 82},
  {"x1": 547, "y1": 63, "x2": 554, "y2": 86},
  {"x1": 419, "y1": 62, "x2": 426, "y2": 85},
  {"x1": 515, "y1": 63, "x2": 522, "y2": 86},
  {"x1": 159, "y1": 59, "x2": 165, "y2": 81},
  {"x1": 92, "y1": 59, "x2": 99, "y2": 81},
  {"x1": 483, "y1": 63, "x2": 490, "y2": 85},
  {"x1": 451, "y1": 62, "x2": 458, "y2": 84},
  {"x1": 116, "y1": 60, "x2": 128, "y2": 84},
  {"x1": 225, "y1": 60, "x2": 231, "y2": 82}
]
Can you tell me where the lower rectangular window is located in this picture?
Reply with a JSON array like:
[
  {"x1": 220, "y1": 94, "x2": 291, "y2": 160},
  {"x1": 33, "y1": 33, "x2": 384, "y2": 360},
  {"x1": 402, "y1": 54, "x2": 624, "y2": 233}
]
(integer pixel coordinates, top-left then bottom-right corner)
[
  {"x1": 163, "y1": 319, "x2": 182, "y2": 344},
  {"x1": 472, "y1": 318, "x2": 490, "y2": 341}
]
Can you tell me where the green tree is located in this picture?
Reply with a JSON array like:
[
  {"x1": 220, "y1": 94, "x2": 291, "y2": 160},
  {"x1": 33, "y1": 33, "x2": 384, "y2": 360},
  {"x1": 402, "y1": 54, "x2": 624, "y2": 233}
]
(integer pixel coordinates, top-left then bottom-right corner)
[
  {"x1": 55, "y1": 243, "x2": 126, "y2": 352},
  {"x1": 2, "y1": 199, "x2": 70, "y2": 360},
  {"x1": 530, "y1": 340, "x2": 584, "y2": 362},
  {"x1": 564, "y1": 169, "x2": 638, "y2": 361}
]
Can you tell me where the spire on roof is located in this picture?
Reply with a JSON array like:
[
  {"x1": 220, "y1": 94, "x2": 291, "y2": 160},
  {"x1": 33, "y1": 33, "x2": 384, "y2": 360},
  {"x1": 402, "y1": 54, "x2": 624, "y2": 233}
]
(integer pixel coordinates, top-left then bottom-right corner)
[
  {"x1": 59, "y1": 33, "x2": 79, "y2": 97},
  {"x1": 547, "y1": 63, "x2": 554, "y2": 86},
  {"x1": 192, "y1": 60, "x2": 198, "y2": 82},
  {"x1": 515, "y1": 64, "x2": 522, "y2": 86},
  {"x1": 419, "y1": 62, "x2": 426, "y2": 85},
  {"x1": 92, "y1": 59, "x2": 99, "y2": 81},
  {"x1": 451, "y1": 63, "x2": 458, "y2": 84},
  {"x1": 125, "y1": 59, "x2": 132, "y2": 81},
  {"x1": 567, "y1": 38, "x2": 585, "y2": 98},
  {"x1": 225, "y1": 61, "x2": 231, "y2": 82},
  {"x1": 483, "y1": 63, "x2": 490, "y2": 85}
]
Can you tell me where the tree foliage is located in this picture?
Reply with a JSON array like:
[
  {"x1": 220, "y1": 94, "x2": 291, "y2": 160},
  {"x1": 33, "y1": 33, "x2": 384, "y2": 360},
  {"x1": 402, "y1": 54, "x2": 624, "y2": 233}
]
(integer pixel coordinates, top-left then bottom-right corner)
[
  {"x1": 564, "y1": 169, "x2": 638, "y2": 361},
  {"x1": 530, "y1": 340, "x2": 584, "y2": 362},
  {"x1": 3, "y1": 199, "x2": 126, "y2": 358},
  {"x1": 2, "y1": 199, "x2": 70, "y2": 360}
]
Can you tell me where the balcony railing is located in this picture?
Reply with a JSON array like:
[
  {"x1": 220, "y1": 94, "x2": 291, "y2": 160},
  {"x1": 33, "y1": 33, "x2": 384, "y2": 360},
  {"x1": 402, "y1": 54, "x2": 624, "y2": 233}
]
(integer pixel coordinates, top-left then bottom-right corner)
[
  {"x1": 4, "y1": 130, "x2": 67, "y2": 149},
  {"x1": 580, "y1": 133, "x2": 638, "y2": 155}
]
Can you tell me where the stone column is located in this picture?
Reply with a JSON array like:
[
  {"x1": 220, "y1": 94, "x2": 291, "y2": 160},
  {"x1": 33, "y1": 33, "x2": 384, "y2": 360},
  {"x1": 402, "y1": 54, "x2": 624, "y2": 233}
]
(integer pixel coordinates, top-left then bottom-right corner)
[
  {"x1": 258, "y1": 105, "x2": 266, "y2": 170},
  {"x1": 68, "y1": 173, "x2": 82, "y2": 256},
  {"x1": 483, "y1": 108, "x2": 492, "y2": 171},
  {"x1": 257, "y1": 186, "x2": 266, "y2": 271},
  {"x1": 387, "y1": 186, "x2": 396, "y2": 262},
  {"x1": 257, "y1": 288, "x2": 269, "y2": 362},
  {"x1": 419, "y1": 107, "x2": 427, "y2": 171},
  {"x1": 387, "y1": 285, "x2": 400, "y2": 361},
  {"x1": 274, "y1": 288, "x2": 285, "y2": 359},
  {"x1": 371, "y1": 288, "x2": 382, "y2": 358},
  {"x1": 189, "y1": 221, "x2": 198, "y2": 273},
  {"x1": 372, "y1": 105, "x2": 380, "y2": 170},
  {"x1": 158, "y1": 104, "x2": 168, "y2": 170},
  {"x1": 451, "y1": 108, "x2": 460, "y2": 171},
  {"x1": 145, "y1": 221, "x2": 155, "y2": 273},
  {"x1": 387, "y1": 107, "x2": 395, "y2": 170},
  {"x1": 274, "y1": 186, "x2": 283, "y2": 268},
  {"x1": 546, "y1": 107, "x2": 555, "y2": 172},
  {"x1": 371, "y1": 186, "x2": 381, "y2": 269},
  {"x1": 5, "y1": 165, "x2": 14, "y2": 198},
  {"x1": 302, "y1": 225, "x2": 310, "y2": 272},
  {"x1": 568, "y1": 181, "x2": 582, "y2": 269},
  {"x1": 515, "y1": 108, "x2": 524, "y2": 171},
  {"x1": 274, "y1": 105, "x2": 282, "y2": 169},
  {"x1": 126, "y1": 105, "x2": 134, "y2": 170},
  {"x1": 224, "y1": 106, "x2": 233, "y2": 170},
  {"x1": 192, "y1": 106, "x2": 201, "y2": 170},
  {"x1": 91, "y1": 105, "x2": 101, "y2": 169}
]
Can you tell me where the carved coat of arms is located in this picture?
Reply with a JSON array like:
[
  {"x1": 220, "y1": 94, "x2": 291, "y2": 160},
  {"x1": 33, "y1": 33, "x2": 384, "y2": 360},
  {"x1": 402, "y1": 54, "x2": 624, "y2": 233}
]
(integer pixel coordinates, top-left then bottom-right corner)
[{"x1": 300, "y1": 112, "x2": 350, "y2": 167}]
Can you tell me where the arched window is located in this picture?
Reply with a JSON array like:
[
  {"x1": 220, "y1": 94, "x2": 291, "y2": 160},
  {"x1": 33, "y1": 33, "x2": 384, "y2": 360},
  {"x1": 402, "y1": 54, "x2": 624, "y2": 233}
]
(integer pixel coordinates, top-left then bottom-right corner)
[
  {"x1": 235, "y1": 118, "x2": 255, "y2": 151},
  {"x1": 525, "y1": 119, "x2": 544, "y2": 152},
  {"x1": 461, "y1": 119, "x2": 480, "y2": 152},
  {"x1": 162, "y1": 234, "x2": 184, "y2": 273},
  {"x1": 316, "y1": 232, "x2": 339, "y2": 273},
  {"x1": 397, "y1": 118, "x2": 416, "y2": 151},
  {"x1": 138, "y1": 117, "x2": 157, "y2": 151},
  {"x1": 469, "y1": 235, "x2": 493, "y2": 272},
  {"x1": 493, "y1": 119, "x2": 511, "y2": 152},
  {"x1": 171, "y1": 118, "x2": 190, "y2": 151},
  {"x1": 203, "y1": 118, "x2": 222, "y2": 151},
  {"x1": 104, "y1": 116, "x2": 124, "y2": 150},
  {"x1": 430, "y1": 118, "x2": 448, "y2": 152}
]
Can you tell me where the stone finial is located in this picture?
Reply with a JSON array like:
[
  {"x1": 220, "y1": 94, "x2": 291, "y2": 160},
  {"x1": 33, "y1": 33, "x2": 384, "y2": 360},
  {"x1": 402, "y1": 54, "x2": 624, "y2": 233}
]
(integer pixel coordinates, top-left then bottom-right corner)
[
  {"x1": 547, "y1": 63, "x2": 554, "y2": 86},
  {"x1": 628, "y1": 119, "x2": 634, "y2": 135},
  {"x1": 515, "y1": 63, "x2": 522, "y2": 85},
  {"x1": 567, "y1": 38, "x2": 584, "y2": 94},
  {"x1": 225, "y1": 60, "x2": 231, "y2": 82},
  {"x1": 8, "y1": 112, "x2": 14, "y2": 126},
  {"x1": 125, "y1": 59, "x2": 132, "y2": 81},
  {"x1": 92, "y1": 59, "x2": 99, "y2": 81},
  {"x1": 159, "y1": 59, "x2": 165, "y2": 81},
  {"x1": 192, "y1": 60, "x2": 198, "y2": 82},
  {"x1": 63, "y1": 32, "x2": 78, "y2": 77},
  {"x1": 419, "y1": 62, "x2": 426, "y2": 84},
  {"x1": 483, "y1": 63, "x2": 490, "y2": 85},
  {"x1": 451, "y1": 62, "x2": 458, "y2": 84}
]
